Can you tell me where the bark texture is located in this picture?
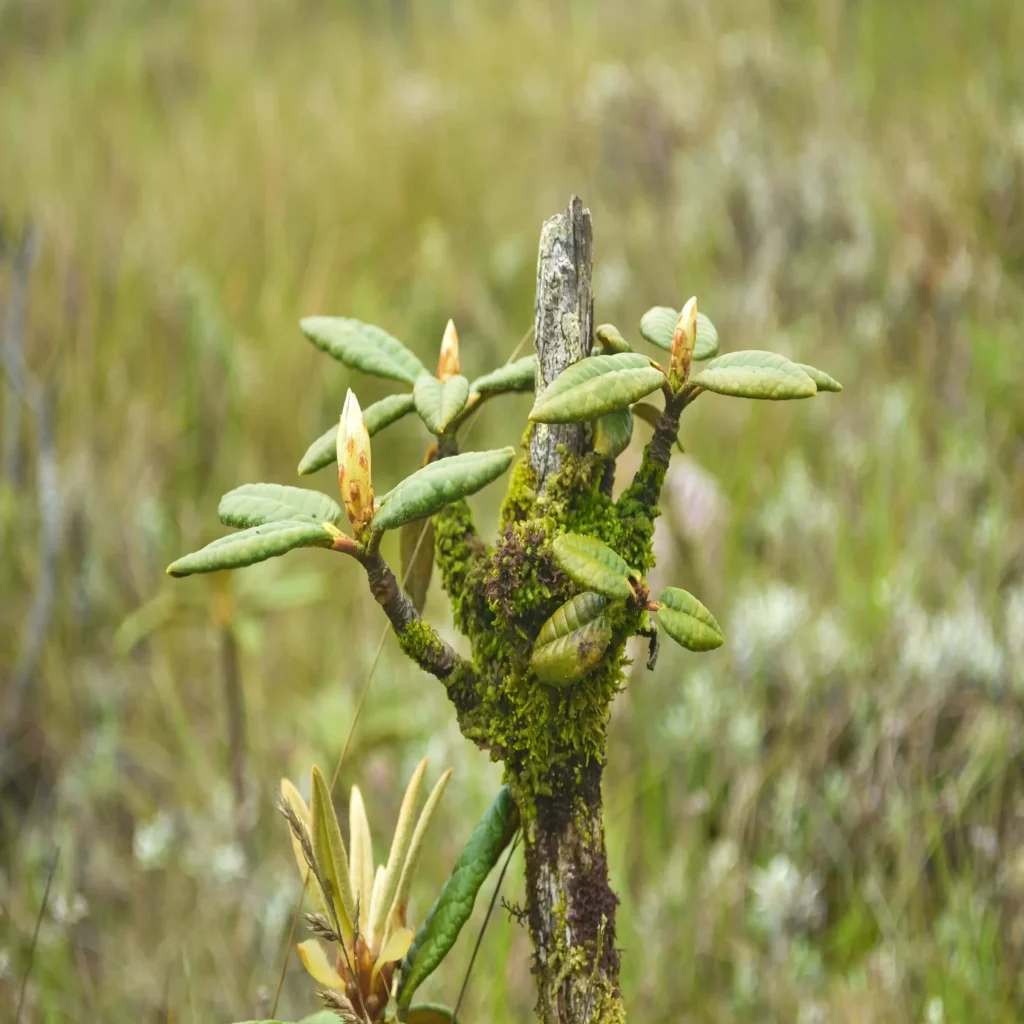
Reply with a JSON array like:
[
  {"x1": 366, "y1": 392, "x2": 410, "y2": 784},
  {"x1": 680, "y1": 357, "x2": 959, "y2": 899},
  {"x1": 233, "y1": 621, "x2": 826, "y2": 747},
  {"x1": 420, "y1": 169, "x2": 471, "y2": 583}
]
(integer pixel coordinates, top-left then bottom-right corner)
[{"x1": 524, "y1": 197, "x2": 624, "y2": 1024}]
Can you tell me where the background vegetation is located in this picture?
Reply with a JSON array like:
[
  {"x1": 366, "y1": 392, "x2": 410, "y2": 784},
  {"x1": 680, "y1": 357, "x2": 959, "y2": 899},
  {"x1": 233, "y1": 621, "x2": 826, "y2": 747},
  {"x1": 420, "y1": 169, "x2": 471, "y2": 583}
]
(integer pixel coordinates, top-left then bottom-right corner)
[{"x1": 1, "y1": 1, "x2": 1023, "y2": 1021}]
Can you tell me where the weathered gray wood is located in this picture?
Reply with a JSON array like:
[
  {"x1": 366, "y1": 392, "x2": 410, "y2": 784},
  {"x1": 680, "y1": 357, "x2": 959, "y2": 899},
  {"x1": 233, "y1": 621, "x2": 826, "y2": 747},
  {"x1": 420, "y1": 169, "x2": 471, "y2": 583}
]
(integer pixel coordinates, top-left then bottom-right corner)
[
  {"x1": 524, "y1": 198, "x2": 623, "y2": 1024},
  {"x1": 529, "y1": 196, "x2": 594, "y2": 486}
]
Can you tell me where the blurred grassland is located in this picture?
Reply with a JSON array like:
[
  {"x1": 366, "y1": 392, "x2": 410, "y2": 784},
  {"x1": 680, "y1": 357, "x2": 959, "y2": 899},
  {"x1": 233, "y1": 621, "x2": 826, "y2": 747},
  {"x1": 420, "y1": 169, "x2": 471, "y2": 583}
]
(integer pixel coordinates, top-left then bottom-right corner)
[{"x1": 1, "y1": 0, "x2": 1024, "y2": 1021}]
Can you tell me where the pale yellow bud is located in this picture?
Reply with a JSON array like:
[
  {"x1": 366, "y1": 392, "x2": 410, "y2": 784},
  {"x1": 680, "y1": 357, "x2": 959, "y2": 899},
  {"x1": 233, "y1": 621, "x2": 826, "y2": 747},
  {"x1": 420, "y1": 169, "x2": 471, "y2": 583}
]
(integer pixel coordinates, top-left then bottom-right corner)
[
  {"x1": 337, "y1": 388, "x2": 374, "y2": 533},
  {"x1": 436, "y1": 319, "x2": 460, "y2": 382},
  {"x1": 670, "y1": 296, "x2": 698, "y2": 388}
]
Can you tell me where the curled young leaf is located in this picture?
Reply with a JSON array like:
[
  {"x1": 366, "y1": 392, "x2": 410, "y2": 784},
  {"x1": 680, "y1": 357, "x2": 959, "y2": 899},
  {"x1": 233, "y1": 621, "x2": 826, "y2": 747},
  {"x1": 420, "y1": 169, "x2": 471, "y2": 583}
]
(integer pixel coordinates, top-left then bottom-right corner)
[
  {"x1": 398, "y1": 786, "x2": 518, "y2": 1007},
  {"x1": 639, "y1": 306, "x2": 720, "y2": 361},
  {"x1": 219, "y1": 483, "x2": 342, "y2": 529},
  {"x1": 657, "y1": 586, "x2": 724, "y2": 652},
  {"x1": 298, "y1": 393, "x2": 416, "y2": 476},
  {"x1": 166, "y1": 520, "x2": 337, "y2": 578},
  {"x1": 592, "y1": 407, "x2": 633, "y2": 460},
  {"x1": 551, "y1": 532, "x2": 636, "y2": 602},
  {"x1": 373, "y1": 448, "x2": 515, "y2": 534},
  {"x1": 529, "y1": 353, "x2": 664, "y2": 424},
  {"x1": 400, "y1": 517, "x2": 435, "y2": 613},
  {"x1": 301, "y1": 317, "x2": 427, "y2": 385},
  {"x1": 469, "y1": 355, "x2": 537, "y2": 396},
  {"x1": 594, "y1": 323, "x2": 631, "y2": 354},
  {"x1": 436, "y1": 319, "x2": 461, "y2": 382},
  {"x1": 530, "y1": 591, "x2": 612, "y2": 686},
  {"x1": 413, "y1": 374, "x2": 471, "y2": 435},
  {"x1": 795, "y1": 363, "x2": 843, "y2": 393},
  {"x1": 689, "y1": 351, "x2": 817, "y2": 400}
]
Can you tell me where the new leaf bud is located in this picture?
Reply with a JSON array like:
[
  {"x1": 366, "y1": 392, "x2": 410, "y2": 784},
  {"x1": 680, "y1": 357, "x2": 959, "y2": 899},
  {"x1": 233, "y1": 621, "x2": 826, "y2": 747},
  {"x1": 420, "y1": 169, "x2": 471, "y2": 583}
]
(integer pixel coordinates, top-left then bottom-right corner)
[
  {"x1": 669, "y1": 296, "x2": 698, "y2": 390},
  {"x1": 436, "y1": 319, "x2": 460, "y2": 382},
  {"x1": 337, "y1": 389, "x2": 374, "y2": 533}
]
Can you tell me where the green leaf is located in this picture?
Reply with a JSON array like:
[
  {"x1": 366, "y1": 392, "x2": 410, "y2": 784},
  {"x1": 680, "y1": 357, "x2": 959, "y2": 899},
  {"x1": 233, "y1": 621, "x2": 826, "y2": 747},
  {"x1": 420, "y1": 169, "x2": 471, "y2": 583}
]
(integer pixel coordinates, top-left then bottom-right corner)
[
  {"x1": 530, "y1": 591, "x2": 612, "y2": 686},
  {"x1": 406, "y1": 1006, "x2": 458, "y2": 1024},
  {"x1": 297, "y1": 392, "x2": 416, "y2": 476},
  {"x1": 639, "y1": 306, "x2": 720, "y2": 360},
  {"x1": 413, "y1": 374, "x2": 471, "y2": 434},
  {"x1": 592, "y1": 407, "x2": 633, "y2": 460},
  {"x1": 166, "y1": 520, "x2": 336, "y2": 578},
  {"x1": 690, "y1": 351, "x2": 817, "y2": 400},
  {"x1": 796, "y1": 363, "x2": 843, "y2": 393},
  {"x1": 398, "y1": 786, "x2": 519, "y2": 1007},
  {"x1": 658, "y1": 586, "x2": 724, "y2": 652},
  {"x1": 400, "y1": 517, "x2": 435, "y2": 613},
  {"x1": 529, "y1": 353, "x2": 664, "y2": 424},
  {"x1": 469, "y1": 355, "x2": 537, "y2": 395},
  {"x1": 301, "y1": 316, "x2": 427, "y2": 385},
  {"x1": 632, "y1": 400, "x2": 685, "y2": 453},
  {"x1": 594, "y1": 323, "x2": 631, "y2": 354},
  {"x1": 551, "y1": 532, "x2": 636, "y2": 602},
  {"x1": 374, "y1": 448, "x2": 515, "y2": 534},
  {"x1": 218, "y1": 483, "x2": 342, "y2": 528}
]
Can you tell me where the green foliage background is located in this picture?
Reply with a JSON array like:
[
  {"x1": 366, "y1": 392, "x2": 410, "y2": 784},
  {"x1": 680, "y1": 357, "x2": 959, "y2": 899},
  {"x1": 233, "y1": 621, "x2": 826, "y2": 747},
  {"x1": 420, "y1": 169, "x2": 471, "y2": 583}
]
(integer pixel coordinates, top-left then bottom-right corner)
[{"x1": 1, "y1": 1, "x2": 1023, "y2": 1020}]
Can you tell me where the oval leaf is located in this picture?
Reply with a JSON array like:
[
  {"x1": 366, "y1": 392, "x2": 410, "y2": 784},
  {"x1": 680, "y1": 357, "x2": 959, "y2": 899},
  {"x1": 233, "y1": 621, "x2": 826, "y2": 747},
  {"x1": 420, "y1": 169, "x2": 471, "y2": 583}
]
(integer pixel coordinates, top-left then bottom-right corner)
[
  {"x1": 796, "y1": 363, "x2": 843, "y2": 393},
  {"x1": 592, "y1": 407, "x2": 633, "y2": 460},
  {"x1": 690, "y1": 351, "x2": 817, "y2": 400},
  {"x1": 594, "y1": 323, "x2": 631, "y2": 354},
  {"x1": 400, "y1": 517, "x2": 435, "y2": 613},
  {"x1": 406, "y1": 1005, "x2": 458, "y2": 1024},
  {"x1": 298, "y1": 392, "x2": 416, "y2": 476},
  {"x1": 658, "y1": 586, "x2": 724, "y2": 651},
  {"x1": 529, "y1": 353, "x2": 665, "y2": 424},
  {"x1": 301, "y1": 317, "x2": 427, "y2": 385},
  {"x1": 470, "y1": 355, "x2": 537, "y2": 396},
  {"x1": 413, "y1": 374, "x2": 471, "y2": 435},
  {"x1": 639, "y1": 306, "x2": 720, "y2": 360},
  {"x1": 551, "y1": 532, "x2": 635, "y2": 601},
  {"x1": 398, "y1": 786, "x2": 519, "y2": 1006},
  {"x1": 374, "y1": 448, "x2": 515, "y2": 534},
  {"x1": 218, "y1": 483, "x2": 341, "y2": 528},
  {"x1": 166, "y1": 520, "x2": 336, "y2": 578},
  {"x1": 531, "y1": 591, "x2": 612, "y2": 686}
]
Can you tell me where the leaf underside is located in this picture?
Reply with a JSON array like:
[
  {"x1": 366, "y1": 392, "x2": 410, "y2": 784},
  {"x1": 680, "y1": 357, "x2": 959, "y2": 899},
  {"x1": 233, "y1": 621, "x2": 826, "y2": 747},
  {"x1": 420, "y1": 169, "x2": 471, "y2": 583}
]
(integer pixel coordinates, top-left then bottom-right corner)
[
  {"x1": 373, "y1": 447, "x2": 516, "y2": 533},
  {"x1": 405, "y1": 1005, "x2": 459, "y2": 1024},
  {"x1": 529, "y1": 353, "x2": 664, "y2": 424},
  {"x1": 413, "y1": 374, "x2": 471, "y2": 434},
  {"x1": 469, "y1": 355, "x2": 537, "y2": 395},
  {"x1": 166, "y1": 520, "x2": 335, "y2": 577},
  {"x1": 398, "y1": 786, "x2": 518, "y2": 1006},
  {"x1": 301, "y1": 316, "x2": 427, "y2": 385},
  {"x1": 298, "y1": 392, "x2": 416, "y2": 476},
  {"x1": 658, "y1": 586, "x2": 725, "y2": 651},
  {"x1": 690, "y1": 350, "x2": 817, "y2": 400},
  {"x1": 639, "y1": 306, "x2": 720, "y2": 361},
  {"x1": 218, "y1": 483, "x2": 342, "y2": 528},
  {"x1": 551, "y1": 532, "x2": 635, "y2": 602}
]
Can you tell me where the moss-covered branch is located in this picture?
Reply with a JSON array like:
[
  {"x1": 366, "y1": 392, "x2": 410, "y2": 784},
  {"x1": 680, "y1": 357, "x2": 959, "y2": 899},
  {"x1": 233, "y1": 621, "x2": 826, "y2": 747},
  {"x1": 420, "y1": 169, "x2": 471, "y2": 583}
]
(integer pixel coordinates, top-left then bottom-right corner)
[{"x1": 357, "y1": 550, "x2": 481, "y2": 723}]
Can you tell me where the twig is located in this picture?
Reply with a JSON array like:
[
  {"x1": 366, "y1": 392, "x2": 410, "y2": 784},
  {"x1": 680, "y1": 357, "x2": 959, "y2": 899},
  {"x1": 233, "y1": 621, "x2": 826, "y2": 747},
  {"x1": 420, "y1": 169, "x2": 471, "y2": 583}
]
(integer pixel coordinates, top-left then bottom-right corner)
[
  {"x1": 453, "y1": 831, "x2": 520, "y2": 1022},
  {"x1": 15, "y1": 844, "x2": 59, "y2": 1024}
]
